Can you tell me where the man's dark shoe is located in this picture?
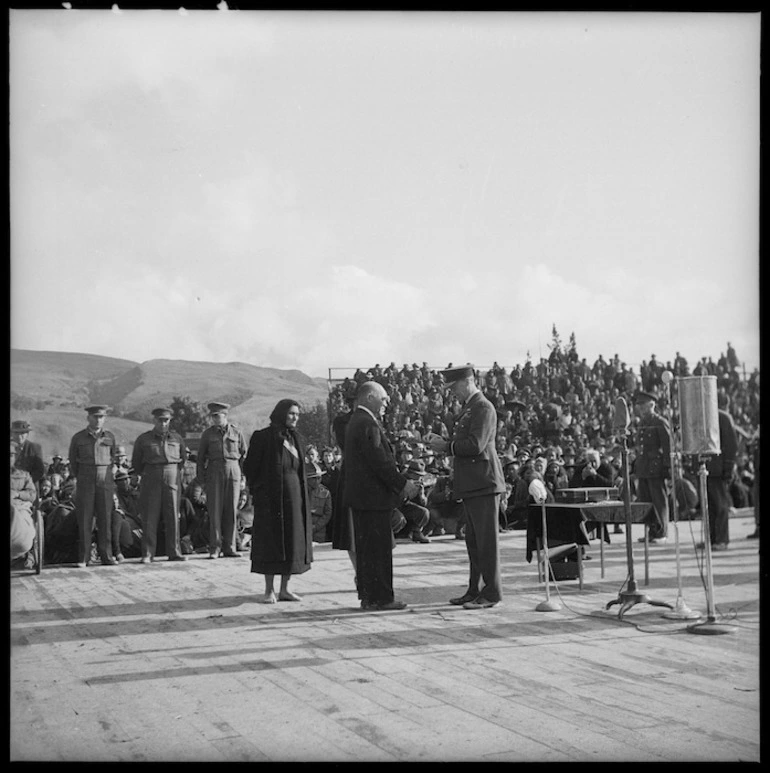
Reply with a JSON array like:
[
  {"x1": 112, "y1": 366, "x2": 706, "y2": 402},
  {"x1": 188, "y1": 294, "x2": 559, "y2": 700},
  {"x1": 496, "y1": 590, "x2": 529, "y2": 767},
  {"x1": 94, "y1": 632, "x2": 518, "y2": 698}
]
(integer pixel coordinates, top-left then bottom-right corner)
[
  {"x1": 449, "y1": 593, "x2": 478, "y2": 606},
  {"x1": 359, "y1": 600, "x2": 378, "y2": 610},
  {"x1": 375, "y1": 600, "x2": 408, "y2": 611},
  {"x1": 168, "y1": 555, "x2": 188, "y2": 562},
  {"x1": 222, "y1": 551, "x2": 241, "y2": 558}
]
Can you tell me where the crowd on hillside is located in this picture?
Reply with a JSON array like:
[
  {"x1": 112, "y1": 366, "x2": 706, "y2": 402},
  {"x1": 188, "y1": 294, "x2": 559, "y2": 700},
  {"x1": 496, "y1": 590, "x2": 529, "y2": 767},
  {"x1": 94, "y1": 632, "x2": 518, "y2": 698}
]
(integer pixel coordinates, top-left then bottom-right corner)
[
  {"x1": 329, "y1": 344, "x2": 759, "y2": 453},
  {"x1": 326, "y1": 343, "x2": 759, "y2": 542}
]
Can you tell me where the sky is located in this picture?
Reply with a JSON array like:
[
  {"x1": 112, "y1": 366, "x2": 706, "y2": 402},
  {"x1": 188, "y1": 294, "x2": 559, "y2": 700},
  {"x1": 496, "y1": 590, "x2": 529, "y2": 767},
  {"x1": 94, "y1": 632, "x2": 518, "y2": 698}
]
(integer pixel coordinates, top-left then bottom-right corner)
[{"x1": 10, "y1": 7, "x2": 761, "y2": 380}]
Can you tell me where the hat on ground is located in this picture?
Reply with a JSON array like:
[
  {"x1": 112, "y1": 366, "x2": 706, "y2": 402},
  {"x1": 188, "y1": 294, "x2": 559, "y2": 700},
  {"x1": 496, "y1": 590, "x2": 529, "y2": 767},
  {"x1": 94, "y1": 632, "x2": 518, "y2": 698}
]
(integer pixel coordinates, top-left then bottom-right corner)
[
  {"x1": 406, "y1": 459, "x2": 427, "y2": 477},
  {"x1": 11, "y1": 420, "x2": 31, "y2": 433},
  {"x1": 634, "y1": 391, "x2": 657, "y2": 404},
  {"x1": 440, "y1": 364, "x2": 475, "y2": 385},
  {"x1": 207, "y1": 401, "x2": 230, "y2": 414},
  {"x1": 152, "y1": 407, "x2": 172, "y2": 419}
]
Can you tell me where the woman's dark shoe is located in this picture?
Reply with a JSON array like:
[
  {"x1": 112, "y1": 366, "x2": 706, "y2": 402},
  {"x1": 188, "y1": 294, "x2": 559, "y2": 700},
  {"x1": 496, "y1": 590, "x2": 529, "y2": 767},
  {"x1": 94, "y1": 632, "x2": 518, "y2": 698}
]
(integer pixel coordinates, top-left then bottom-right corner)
[{"x1": 449, "y1": 593, "x2": 478, "y2": 606}]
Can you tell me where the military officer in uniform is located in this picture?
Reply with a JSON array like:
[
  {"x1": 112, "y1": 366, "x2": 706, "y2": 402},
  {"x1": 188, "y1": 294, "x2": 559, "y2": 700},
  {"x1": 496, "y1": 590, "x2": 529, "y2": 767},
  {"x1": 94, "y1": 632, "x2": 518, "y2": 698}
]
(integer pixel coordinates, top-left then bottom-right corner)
[
  {"x1": 131, "y1": 407, "x2": 189, "y2": 563},
  {"x1": 632, "y1": 391, "x2": 672, "y2": 544},
  {"x1": 67, "y1": 406, "x2": 118, "y2": 567},
  {"x1": 427, "y1": 364, "x2": 507, "y2": 609},
  {"x1": 196, "y1": 401, "x2": 247, "y2": 559}
]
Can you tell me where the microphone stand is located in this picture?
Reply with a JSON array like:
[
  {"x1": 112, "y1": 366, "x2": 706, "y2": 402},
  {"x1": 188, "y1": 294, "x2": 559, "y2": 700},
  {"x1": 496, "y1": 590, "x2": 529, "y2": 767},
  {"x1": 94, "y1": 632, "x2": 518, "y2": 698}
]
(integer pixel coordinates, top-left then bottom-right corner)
[
  {"x1": 535, "y1": 500, "x2": 562, "y2": 612},
  {"x1": 606, "y1": 399, "x2": 674, "y2": 620},
  {"x1": 661, "y1": 378, "x2": 700, "y2": 620},
  {"x1": 687, "y1": 457, "x2": 737, "y2": 635}
]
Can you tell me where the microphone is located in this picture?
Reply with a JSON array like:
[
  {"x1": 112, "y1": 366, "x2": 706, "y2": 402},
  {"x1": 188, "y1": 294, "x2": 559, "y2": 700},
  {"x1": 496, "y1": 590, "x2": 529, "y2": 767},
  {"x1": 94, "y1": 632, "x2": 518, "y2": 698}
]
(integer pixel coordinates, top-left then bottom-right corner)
[{"x1": 612, "y1": 397, "x2": 630, "y2": 432}]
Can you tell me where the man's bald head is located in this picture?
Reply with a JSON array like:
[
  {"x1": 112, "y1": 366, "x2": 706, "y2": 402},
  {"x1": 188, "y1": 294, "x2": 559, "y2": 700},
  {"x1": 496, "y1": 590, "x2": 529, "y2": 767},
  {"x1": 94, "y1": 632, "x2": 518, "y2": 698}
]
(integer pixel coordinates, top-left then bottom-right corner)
[{"x1": 356, "y1": 381, "x2": 389, "y2": 416}]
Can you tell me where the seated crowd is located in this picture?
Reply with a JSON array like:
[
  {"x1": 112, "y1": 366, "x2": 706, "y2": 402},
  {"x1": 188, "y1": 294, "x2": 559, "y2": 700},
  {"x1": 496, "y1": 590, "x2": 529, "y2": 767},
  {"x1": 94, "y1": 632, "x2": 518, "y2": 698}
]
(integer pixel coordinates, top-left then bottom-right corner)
[{"x1": 327, "y1": 342, "x2": 759, "y2": 542}]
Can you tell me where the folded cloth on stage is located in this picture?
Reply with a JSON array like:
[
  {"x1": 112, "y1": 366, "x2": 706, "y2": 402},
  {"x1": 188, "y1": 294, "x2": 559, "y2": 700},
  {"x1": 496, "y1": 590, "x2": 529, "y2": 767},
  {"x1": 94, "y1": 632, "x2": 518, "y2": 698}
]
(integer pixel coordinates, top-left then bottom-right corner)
[{"x1": 526, "y1": 504, "x2": 591, "y2": 563}]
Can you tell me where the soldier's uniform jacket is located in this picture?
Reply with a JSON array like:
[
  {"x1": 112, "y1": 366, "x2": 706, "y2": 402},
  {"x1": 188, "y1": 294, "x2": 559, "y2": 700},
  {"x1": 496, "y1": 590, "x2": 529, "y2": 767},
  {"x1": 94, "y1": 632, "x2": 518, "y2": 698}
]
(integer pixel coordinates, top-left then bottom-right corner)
[
  {"x1": 68, "y1": 428, "x2": 117, "y2": 477},
  {"x1": 131, "y1": 429, "x2": 186, "y2": 473},
  {"x1": 448, "y1": 391, "x2": 506, "y2": 499},
  {"x1": 632, "y1": 413, "x2": 672, "y2": 479},
  {"x1": 196, "y1": 423, "x2": 246, "y2": 481}
]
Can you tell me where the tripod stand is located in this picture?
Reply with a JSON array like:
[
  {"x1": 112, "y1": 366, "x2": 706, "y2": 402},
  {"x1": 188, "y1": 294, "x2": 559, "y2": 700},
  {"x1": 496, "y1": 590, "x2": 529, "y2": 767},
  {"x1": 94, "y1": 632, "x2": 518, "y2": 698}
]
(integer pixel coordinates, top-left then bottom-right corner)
[{"x1": 606, "y1": 399, "x2": 673, "y2": 620}]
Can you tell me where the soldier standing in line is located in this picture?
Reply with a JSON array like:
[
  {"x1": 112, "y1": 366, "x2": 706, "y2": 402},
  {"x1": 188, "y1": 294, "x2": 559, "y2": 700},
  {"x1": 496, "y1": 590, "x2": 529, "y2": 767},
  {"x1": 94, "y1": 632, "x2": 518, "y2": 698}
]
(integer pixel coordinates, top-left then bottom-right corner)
[
  {"x1": 131, "y1": 407, "x2": 189, "y2": 563},
  {"x1": 67, "y1": 406, "x2": 118, "y2": 567},
  {"x1": 196, "y1": 402, "x2": 247, "y2": 559},
  {"x1": 632, "y1": 391, "x2": 672, "y2": 544}
]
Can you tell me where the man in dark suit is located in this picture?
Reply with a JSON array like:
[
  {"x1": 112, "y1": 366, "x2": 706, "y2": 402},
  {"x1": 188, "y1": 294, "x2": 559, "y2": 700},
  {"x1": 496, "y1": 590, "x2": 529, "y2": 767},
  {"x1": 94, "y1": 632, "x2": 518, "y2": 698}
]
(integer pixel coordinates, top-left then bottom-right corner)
[
  {"x1": 632, "y1": 391, "x2": 672, "y2": 544},
  {"x1": 427, "y1": 364, "x2": 507, "y2": 609},
  {"x1": 11, "y1": 419, "x2": 46, "y2": 490},
  {"x1": 344, "y1": 381, "x2": 419, "y2": 611},
  {"x1": 700, "y1": 391, "x2": 739, "y2": 550}
]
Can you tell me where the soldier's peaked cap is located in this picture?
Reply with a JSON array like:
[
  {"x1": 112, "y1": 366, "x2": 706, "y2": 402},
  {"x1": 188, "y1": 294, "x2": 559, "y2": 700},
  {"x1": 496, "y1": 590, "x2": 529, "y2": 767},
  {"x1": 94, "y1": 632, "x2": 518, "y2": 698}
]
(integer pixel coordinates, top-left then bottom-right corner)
[
  {"x1": 152, "y1": 407, "x2": 172, "y2": 418},
  {"x1": 208, "y1": 402, "x2": 230, "y2": 413},
  {"x1": 441, "y1": 364, "x2": 475, "y2": 384},
  {"x1": 86, "y1": 405, "x2": 109, "y2": 416}
]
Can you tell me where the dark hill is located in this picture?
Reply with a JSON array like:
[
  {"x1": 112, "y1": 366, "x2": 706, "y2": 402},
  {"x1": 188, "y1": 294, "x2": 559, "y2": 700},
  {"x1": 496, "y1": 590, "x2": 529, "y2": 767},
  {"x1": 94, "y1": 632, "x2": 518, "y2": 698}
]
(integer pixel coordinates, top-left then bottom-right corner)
[{"x1": 10, "y1": 349, "x2": 330, "y2": 461}]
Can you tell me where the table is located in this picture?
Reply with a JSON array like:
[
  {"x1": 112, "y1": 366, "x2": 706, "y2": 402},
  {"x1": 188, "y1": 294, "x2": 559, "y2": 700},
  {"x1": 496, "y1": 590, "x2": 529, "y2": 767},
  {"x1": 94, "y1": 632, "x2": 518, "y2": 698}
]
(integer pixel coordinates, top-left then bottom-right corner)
[{"x1": 530, "y1": 501, "x2": 655, "y2": 585}]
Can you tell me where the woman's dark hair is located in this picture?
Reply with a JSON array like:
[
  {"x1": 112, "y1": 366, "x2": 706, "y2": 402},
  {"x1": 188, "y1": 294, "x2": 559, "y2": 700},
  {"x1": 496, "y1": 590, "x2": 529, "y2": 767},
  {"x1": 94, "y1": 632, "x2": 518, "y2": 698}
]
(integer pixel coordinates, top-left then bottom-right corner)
[{"x1": 269, "y1": 399, "x2": 300, "y2": 427}]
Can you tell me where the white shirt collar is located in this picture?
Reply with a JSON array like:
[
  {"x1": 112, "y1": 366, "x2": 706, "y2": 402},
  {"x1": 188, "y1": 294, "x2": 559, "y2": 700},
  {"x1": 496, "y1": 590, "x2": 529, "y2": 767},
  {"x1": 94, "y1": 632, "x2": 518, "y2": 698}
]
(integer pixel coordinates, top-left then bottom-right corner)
[{"x1": 357, "y1": 405, "x2": 380, "y2": 423}]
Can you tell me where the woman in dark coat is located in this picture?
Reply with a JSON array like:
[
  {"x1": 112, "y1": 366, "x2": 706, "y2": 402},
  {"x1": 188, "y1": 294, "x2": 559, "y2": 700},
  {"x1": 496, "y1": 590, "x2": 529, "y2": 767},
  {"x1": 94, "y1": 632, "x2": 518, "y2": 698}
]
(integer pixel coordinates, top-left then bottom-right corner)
[{"x1": 244, "y1": 399, "x2": 313, "y2": 603}]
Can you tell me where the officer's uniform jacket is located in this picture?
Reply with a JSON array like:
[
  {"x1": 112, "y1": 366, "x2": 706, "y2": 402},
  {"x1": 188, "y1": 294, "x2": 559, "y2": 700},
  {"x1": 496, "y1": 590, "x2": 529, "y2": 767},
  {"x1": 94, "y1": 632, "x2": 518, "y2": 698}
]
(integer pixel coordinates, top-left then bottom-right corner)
[
  {"x1": 632, "y1": 412, "x2": 672, "y2": 479},
  {"x1": 448, "y1": 390, "x2": 506, "y2": 499},
  {"x1": 131, "y1": 429, "x2": 186, "y2": 473},
  {"x1": 68, "y1": 428, "x2": 117, "y2": 478},
  {"x1": 196, "y1": 423, "x2": 246, "y2": 482}
]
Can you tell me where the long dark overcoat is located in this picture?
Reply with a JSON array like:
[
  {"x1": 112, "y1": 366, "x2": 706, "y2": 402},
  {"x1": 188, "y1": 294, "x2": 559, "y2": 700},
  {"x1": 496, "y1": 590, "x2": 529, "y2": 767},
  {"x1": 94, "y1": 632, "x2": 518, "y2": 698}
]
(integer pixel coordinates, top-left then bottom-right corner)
[{"x1": 243, "y1": 425, "x2": 312, "y2": 571}]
